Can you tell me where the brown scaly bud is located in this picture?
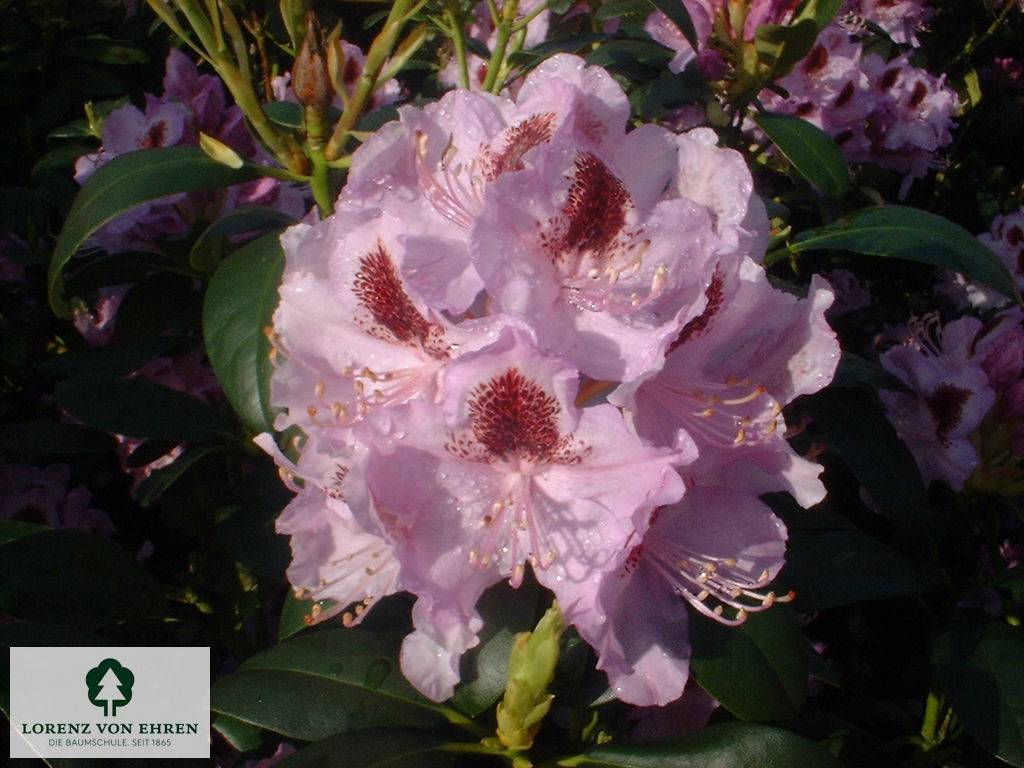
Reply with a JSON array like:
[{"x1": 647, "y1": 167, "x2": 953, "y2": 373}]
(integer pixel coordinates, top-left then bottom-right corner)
[{"x1": 293, "y1": 11, "x2": 332, "y2": 111}]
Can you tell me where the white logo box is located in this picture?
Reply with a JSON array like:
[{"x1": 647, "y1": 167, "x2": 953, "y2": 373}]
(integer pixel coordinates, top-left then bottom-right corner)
[{"x1": 10, "y1": 646, "x2": 210, "y2": 759}]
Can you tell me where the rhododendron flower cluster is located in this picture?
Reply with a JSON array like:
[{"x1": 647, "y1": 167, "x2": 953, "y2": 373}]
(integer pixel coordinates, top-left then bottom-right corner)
[
  {"x1": 839, "y1": 0, "x2": 933, "y2": 47},
  {"x1": 74, "y1": 49, "x2": 304, "y2": 254},
  {"x1": 0, "y1": 460, "x2": 113, "y2": 536},
  {"x1": 939, "y1": 207, "x2": 1024, "y2": 310},
  {"x1": 646, "y1": 0, "x2": 956, "y2": 197},
  {"x1": 259, "y1": 54, "x2": 839, "y2": 706},
  {"x1": 879, "y1": 309, "x2": 1024, "y2": 492},
  {"x1": 763, "y1": 27, "x2": 957, "y2": 197}
]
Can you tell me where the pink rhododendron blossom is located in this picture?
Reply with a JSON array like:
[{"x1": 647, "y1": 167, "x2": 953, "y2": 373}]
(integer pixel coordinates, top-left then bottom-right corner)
[
  {"x1": 74, "y1": 49, "x2": 305, "y2": 254},
  {"x1": 840, "y1": 0, "x2": 934, "y2": 47},
  {"x1": 360, "y1": 327, "x2": 686, "y2": 699},
  {"x1": 763, "y1": 29, "x2": 957, "y2": 197},
  {"x1": 72, "y1": 285, "x2": 128, "y2": 346},
  {"x1": 645, "y1": 0, "x2": 800, "y2": 73},
  {"x1": 261, "y1": 53, "x2": 838, "y2": 706},
  {"x1": 629, "y1": 682, "x2": 719, "y2": 738},
  {"x1": 577, "y1": 465, "x2": 790, "y2": 706},
  {"x1": 880, "y1": 315, "x2": 996, "y2": 489},
  {"x1": 0, "y1": 460, "x2": 113, "y2": 536}
]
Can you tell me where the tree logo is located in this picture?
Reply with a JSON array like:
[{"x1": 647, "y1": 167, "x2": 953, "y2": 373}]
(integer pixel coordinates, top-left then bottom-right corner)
[{"x1": 85, "y1": 658, "x2": 135, "y2": 716}]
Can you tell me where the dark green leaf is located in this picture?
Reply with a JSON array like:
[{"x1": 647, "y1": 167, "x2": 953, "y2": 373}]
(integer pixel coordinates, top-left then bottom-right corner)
[
  {"x1": 631, "y1": 74, "x2": 710, "y2": 119},
  {"x1": 0, "y1": 520, "x2": 49, "y2": 547},
  {"x1": 62, "y1": 35, "x2": 149, "y2": 65},
  {"x1": 276, "y1": 729, "x2": 454, "y2": 768},
  {"x1": 990, "y1": 568, "x2": 1024, "y2": 604},
  {"x1": 113, "y1": 273, "x2": 197, "y2": 342},
  {"x1": 134, "y1": 444, "x2": 224, "y2": 507},
  {"x1": 644, "y1": 0, "x2": 699, "y2": 54},
  {"x1": 508, "y1": 34, "x2": 608, "y2": 67},
  {"x1": 54, "y1": 373, "x2": 230, "y2": 443},
  {"x1": 771, "y1": 499, "x2": 929, "y2": 610},
  {"x1": 49, "y1": 146, "x2": 260, "y2": 316},
  {"x1": 586, "y1": 39, "x2": 672, "y2": 70},
  {"x1": 0, "y1": 421, "x2": 116, "y2": 454},
  {"x1": 932, "y1": 611, "x2": 1024, "y2": 766},
  {"x1": 791, "y1": 206, "x2": 1022, "y2": 303},
  {"x1": 125, "y1": 439, "x2": 179, "y2": 468},
  {"x1": 190, "y1": 206, "x2": 298, "y2": 273},
  {"x1": 278, "y1": 591, "x2": 318, "y2": 642},
  {"x1": 806, "y1": 387, "x2": 929, "y2": 533},
  {"x1": 754, "y1": 20, "x2": 820, "y2": 79},
  {"x1": 792, "y1": 0, "x2": 844, "y2": 30},
  {"x1": 572, "y1": 721, "x2": 842, "y2": 767},
  {"x1": 0, "y1": 530, "x2": 163, "y2": 624},
  {"x1": 595, "y1": 0, "x2": 652, "y2": 21},
  {"x1": 36, "y1": 338, "x2": 181, "y2": 382},
  {"x1": 755, "y1": 113, "x2": 849, "y2": 199},
  {"x1": 832, "y1": 352, "x2": 912, "y2": 392},
  {"x1": 690, "y1": 605, "x2": 807, "y2": 722},
  {"x1": 212, "y1": 715, "x2": 264, "y2": 753},
  {"x1": 203, "y1": 232, "x2": 285, "y2": 435},
  {"x1": 451, "y1": 579, "x2": 540, "y2": 716},
  {"x1": 210, "y1": 629, "x2": 453, "y2": 741},
  {"x1": 215, "y1": 465, "x2": 290, "y2": 579},
  {"x1": 264, "y1": 101, "x2": 304, "y2": 129},
  {"x1": 65, "y1": 252, "x2": 198, "y2": 295}
]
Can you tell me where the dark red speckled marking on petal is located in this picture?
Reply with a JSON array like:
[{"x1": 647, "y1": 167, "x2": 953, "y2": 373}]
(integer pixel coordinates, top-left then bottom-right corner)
[
  {"x1": 468, "y1": 368, "x2": 562, "y2": 462},
  {"x1": 669, "y1": 268, "x2": 725, "y2": 353},
  {"x1": 139, "y1": 121, "x2": 168, "y2": 149},
  {"x1": 926, "y1": 383, "x2": 972, "y2": 443},
  {"x1": 803, "y1": 44, "x2": 828, "y2": 75},
  {"x1": 555, "y1": 152, "x2": 630, "y2": 258},
  {"x1": 484, "y1": 112, "x2": 558, "y2": 181},
  {"x1": 352, "y1": 243, "x2": 446, "y2": 357}
]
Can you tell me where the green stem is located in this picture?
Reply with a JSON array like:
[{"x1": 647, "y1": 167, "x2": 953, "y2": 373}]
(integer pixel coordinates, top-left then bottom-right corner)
[
  {"x1": 445, "y1": 4, "x2": 472, "y2": 89},
  {"x1": 171, "y1": 0, "x2": 307, "y2": 172},
  {"x1": 326, "y1": 0, "x2": 421, "y2": 160},
  {"x1": 441, "y1": 741, "x2": 505, "y2": 755},
  {"x1": 241, "y1": 161, "x2": 310, "y2": 183},
  {"x1": 303, "y1": 103, "x2": 335, "y2": 217},
  {"x1": 948, "y1": 0, "x2": 1016, "y2": 70},
  {"x1": 510, "y1": 0, "x2": 549, "y2": 33},
  {"x1": 482, "y1": 0, "x2": 520, "y2": 94},
  {"x1": 307, "y1": 149, "x2": 333, "y2": 216},
  {"x1": 440, "y1": 707, "x2": 492, "y2": 739},
  {"x1": 919, "y1": 688, "x2": 944, "y2": 747}
]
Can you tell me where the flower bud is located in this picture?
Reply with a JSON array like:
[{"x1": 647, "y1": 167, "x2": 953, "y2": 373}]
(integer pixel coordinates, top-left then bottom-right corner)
[
  {"x1": 293, "y1": 11, "x2": 332, "y2": 111},
  {"x1": 199, "y1": 132, "x2": 244, "y2": 169},
  {"x1": 495, "y1": 602, "x2": 564, "y2": 753}
]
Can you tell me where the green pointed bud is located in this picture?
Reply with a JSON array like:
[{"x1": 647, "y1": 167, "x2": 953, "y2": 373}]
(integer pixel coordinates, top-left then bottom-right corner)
[
  {"x1": 199, "y1": 133, "x2": 244, "y2": 169},
  {"x1": 494, "y1": 602, "x2": 564, "y2": 753}
]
